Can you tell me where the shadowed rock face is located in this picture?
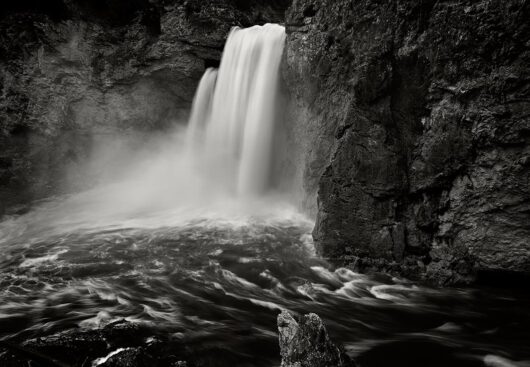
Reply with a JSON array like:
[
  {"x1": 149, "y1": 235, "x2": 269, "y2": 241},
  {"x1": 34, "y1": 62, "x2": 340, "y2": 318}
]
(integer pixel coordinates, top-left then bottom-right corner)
[
  {"x1": 277, "y1": 311, "x2": 355, "y2": 367},
  {"x1": 0, "y1": 0, "x2": 290, "y2": 215},
  {"x1": 283, "y1": 0, "x2": 530, "y2": 285}
]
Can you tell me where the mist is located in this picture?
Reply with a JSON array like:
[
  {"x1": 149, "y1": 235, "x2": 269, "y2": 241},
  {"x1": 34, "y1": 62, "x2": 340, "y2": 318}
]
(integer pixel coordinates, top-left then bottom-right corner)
[{"x1": 0, "y1": 24, "x2": 306, "y2": 245}]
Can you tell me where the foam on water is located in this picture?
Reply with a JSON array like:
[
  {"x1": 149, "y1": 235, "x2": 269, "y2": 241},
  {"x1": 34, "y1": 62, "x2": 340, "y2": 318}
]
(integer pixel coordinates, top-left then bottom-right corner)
[
  {"x1": 483, "y1": 355, "x2": 529, "y2": 367},
  {"x1": 19, "y1": 249, "x2": 68, "y2": 268},
  {"x1": 92, "y1": 348, "x2": 134, "y2": 367}
]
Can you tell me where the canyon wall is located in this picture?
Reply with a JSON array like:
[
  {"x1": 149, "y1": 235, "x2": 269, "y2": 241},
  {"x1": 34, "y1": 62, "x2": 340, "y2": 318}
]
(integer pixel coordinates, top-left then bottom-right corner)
[
  {"x1": 284, "y1": 0, "x2": 530, "y2": 285},
  {"x1": 0, "y1": 0, "x2": 289, "y2": 215}
]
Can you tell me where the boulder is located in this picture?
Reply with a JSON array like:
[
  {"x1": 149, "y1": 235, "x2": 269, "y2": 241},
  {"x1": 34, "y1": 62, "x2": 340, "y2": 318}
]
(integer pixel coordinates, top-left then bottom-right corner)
[{"x1": 277, "y1": 310, "x2": 356, "y2": 367}]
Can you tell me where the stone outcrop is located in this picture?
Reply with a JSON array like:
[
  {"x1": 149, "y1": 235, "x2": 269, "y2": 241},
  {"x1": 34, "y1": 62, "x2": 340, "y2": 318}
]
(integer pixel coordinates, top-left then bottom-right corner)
[
  {"x1": 278, "y1": 310, "x2": 355, "y2": 367},
  {"x1": 283, "y1": 0, "x2": 530, "y2": 285},
  {"x1": 0, "y1": 0, "x2": 289, "y2": 215}
]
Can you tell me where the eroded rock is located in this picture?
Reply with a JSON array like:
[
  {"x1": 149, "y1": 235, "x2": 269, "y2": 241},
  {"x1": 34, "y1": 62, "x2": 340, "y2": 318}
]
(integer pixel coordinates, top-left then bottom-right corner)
[{"x1": 278, "y1": 310, "x2": 355, "y2": 367}]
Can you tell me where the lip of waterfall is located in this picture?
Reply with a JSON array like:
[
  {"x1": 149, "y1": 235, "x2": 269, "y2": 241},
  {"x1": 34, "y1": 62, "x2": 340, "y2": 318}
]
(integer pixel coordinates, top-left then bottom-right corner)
[{"x1": 186, "y1": 23, "x2": 287, "y2": 198}]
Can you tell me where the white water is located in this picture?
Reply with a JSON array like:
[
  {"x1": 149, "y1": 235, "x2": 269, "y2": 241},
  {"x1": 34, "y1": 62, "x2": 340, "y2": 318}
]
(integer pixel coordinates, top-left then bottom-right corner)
[
  {"x1": 0, "y1": 24, "x2": 299, "y2": 244},
  {"x1": 187, "y1": 24, "x2": 286, "y2": 197},
  {"x1": 185, "y1": 68, "x2": 218, "y2": 154}
]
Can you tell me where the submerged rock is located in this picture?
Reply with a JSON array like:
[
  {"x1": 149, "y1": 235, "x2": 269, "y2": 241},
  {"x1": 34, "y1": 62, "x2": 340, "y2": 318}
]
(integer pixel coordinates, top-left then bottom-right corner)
[{"x1": 277, "y1": 310, "x2": 356, "y2": 367}]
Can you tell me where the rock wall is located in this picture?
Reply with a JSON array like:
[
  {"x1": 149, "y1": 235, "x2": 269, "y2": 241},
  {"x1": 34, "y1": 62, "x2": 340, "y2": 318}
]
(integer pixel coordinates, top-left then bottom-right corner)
[
  {"x1": 284, "y1": 0, "x2": 530, "y2": 284},
  {"x1": 0, "y1": 0, "x2": 289, "y2": 215}
]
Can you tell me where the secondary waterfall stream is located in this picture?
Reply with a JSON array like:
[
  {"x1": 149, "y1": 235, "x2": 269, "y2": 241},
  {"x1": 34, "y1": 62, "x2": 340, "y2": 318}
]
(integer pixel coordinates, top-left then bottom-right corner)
[{"x1": 0, "y1": 24, "x2": 529, "y2": 367}]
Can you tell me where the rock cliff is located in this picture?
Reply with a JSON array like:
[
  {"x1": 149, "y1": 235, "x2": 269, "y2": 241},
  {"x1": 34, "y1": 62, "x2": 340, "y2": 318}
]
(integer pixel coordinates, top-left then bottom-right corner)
[
  {"x1": 283, "y1": 0, "x2": 530, "y2": 285},
  {"x1": 0, "y1": 0, "x2": 289, "y2": 215}
]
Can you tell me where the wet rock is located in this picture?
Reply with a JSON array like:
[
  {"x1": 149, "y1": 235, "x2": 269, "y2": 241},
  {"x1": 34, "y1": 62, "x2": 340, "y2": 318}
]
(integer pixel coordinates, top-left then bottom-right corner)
[
  {"x1": 277, "y1": 310, "x2": 355, "y2": 367},
  {"x1": 284, "y1": 0, "x2": 530, "y2": 285},
  {"x1": 95, "y1": 346, "x2": 187, "y2": 367},
  {"x1": 0, "y1": 320, "x2": 188, "y2": 367}
]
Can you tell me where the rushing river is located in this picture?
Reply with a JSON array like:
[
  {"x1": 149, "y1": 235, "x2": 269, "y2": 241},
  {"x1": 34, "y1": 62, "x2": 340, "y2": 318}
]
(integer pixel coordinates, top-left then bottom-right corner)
[{"x1": 0, "y1": 199, "x2": 529, "y2": 367}]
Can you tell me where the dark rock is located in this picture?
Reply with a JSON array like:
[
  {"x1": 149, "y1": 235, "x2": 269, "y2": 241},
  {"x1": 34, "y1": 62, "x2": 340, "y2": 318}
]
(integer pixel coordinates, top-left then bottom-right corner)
[
  {"x1": 95, "y1": 346, "x2": 187, "y2": 367},
  {"x1": 277, "y1": 310, "x2": 356, "y2": 367},
  {"x1": 284, "y1": 0, "x2": 530, "y2": 285},
  {"x1": 0, "y1": 320, "x2": 188, "y2": 367}
]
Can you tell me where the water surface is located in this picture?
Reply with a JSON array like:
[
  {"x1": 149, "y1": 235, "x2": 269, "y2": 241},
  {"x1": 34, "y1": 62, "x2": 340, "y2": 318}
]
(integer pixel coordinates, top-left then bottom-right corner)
[{"x1": 1, "y1": 197, "x2": 528, "y2": 367}]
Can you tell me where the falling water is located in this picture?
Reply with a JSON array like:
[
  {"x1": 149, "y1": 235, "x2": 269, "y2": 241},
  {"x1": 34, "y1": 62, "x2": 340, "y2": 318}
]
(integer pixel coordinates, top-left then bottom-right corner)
[
  {"x1": 0, "y1": 23, "x2": 292, "y2": 243},
  {"x1": 185, "y1": 68, "x2": 218, "y2": 152},
  {"x1": 187, "y1": 24, "x2": 286, "y2": 197}
]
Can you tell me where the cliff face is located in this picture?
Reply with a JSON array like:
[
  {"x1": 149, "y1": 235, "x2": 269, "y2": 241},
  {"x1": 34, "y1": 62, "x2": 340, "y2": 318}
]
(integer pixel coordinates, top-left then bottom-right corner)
[
  {"x1": 284, "y1": 0, "x2": 530, "y2": 284},
  {"x1": 0, "y1": 0, "x2": 289, "y2": 214}
]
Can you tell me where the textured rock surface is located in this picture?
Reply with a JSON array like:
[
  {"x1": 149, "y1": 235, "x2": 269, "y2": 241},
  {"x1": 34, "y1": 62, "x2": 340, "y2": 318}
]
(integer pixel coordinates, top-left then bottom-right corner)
[
  {"x1": 0, "y1": 320, "x2": 188, "y2": 366},
  {"x1": 284, "y1": 0, "x2": 530, "y2": 284},
  {"x1": 0, "y1": 0, "x2": 289, "y2": 215},
  {"x1": 277, "y1": 310, "x2": 355, "y2": 367}
]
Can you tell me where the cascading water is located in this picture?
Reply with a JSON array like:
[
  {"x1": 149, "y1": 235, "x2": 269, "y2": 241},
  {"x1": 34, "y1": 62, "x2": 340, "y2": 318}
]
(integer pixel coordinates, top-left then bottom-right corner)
[
  {"x1": 185, "y1": 68, "x2": 218, "y2": 152},
  {"x1": 186, "y1": 24, "x2": 286, "y2": 197},
  {"x1": 0, "y1": 23, "x2": 296, "y2": 241}
]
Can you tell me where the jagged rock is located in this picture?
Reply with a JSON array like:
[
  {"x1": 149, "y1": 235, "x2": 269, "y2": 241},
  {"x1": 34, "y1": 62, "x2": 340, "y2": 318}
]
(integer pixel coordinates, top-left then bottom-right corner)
[
  {"x1": 277, "y1": 310, "x2": 355, "y2": 367},
  {"x1": 284, "y1": 0, "x2": 530, "y2": 285}
]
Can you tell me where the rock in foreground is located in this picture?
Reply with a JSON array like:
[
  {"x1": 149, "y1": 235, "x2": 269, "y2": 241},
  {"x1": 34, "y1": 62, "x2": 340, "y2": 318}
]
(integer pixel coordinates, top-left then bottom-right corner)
[
  {"x1": 0, "y1": 320, "x2": 187, "y2": 367},
  {"x1": 278, "y1": 310, "x2": 356, "y2": 367}
]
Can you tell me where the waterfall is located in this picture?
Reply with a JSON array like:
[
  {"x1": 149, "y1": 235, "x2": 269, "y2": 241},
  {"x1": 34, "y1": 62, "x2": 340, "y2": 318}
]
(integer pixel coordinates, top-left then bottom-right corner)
[
  {"x1": 186, "y1": 24, "x2": 286, "y2": 197},
  {"x1": 186, "y1": 68, "x2": 218, "y2": 152},
  {"x1": 0, "y1": 23, "x2": 299, "y2": 243}
]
